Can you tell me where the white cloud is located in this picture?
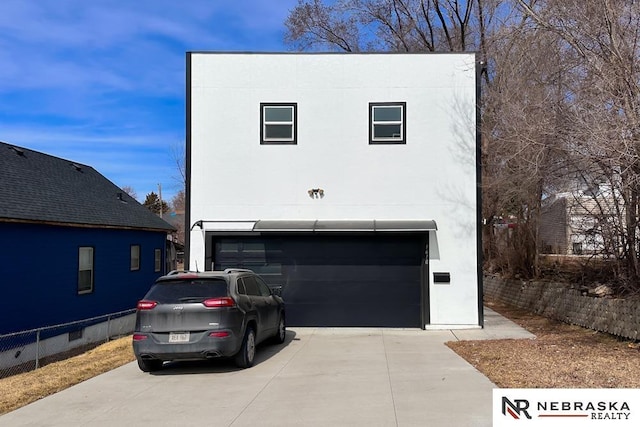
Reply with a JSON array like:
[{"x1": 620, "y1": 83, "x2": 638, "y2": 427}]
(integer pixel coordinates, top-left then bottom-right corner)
[{"x1": 0, "y1": 0, "x2": 298, "y2": 203}]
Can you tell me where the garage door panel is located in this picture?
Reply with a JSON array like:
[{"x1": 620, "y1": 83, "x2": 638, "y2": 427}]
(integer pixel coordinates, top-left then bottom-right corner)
[
  {"x1": 213, "y1": 234, "x2": 424, "y2": 327},
  {"x1": 287, "y1": 302, "x2": 420, "y2": 327},
  {"x1": 285, "y1": 264, "x2": 420, "y2": 282},
  {"x1": 282, "y1": 278, "x2": 420, "y2": 303}
]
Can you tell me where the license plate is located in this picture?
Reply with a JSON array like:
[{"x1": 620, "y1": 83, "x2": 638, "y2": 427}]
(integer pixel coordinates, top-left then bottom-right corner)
[{"x1": 168, "y1": 332, "x2": 190, "y2": 343}]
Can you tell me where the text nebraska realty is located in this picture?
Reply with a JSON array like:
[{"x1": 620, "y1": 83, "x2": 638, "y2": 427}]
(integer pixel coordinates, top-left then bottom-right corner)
[{"x1": 503, "y1": 397, "x2": 631, "y2": 420}]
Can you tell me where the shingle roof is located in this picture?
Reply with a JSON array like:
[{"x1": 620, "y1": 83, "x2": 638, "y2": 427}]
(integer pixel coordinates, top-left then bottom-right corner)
[{"x1": 0, "y1": 141, "x2": 175, "y2": 231}]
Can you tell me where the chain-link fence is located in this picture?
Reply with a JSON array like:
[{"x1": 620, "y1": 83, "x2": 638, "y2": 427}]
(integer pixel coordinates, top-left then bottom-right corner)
[{"x1": 0, "y1": 309, "x2": 136, "y2": 379}]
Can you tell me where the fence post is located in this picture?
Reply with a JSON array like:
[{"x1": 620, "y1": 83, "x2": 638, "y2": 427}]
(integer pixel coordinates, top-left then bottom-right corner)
[
  {"x1": 107, "y1": 315, "x2": 111, "y2": 342},
  {"x1": 35, "y1": 329, "x2": 40, "y2": 370}
]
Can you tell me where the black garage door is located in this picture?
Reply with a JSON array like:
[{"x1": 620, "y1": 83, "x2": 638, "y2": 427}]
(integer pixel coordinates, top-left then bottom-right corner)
[{"x1": 212, "y1": 234, "x2": 425, "y2": 327}]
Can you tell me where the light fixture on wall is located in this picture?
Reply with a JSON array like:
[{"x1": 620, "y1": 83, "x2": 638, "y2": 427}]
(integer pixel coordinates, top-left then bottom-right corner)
[{"x1": 308, "y1": 188, "x2": 325, "y2": 199}]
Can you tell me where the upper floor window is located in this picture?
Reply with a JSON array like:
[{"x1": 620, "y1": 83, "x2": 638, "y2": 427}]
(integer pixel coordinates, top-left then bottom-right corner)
[
  {"x1": 261, "y1": 103, "x2": 297, "y2": 144},
  {"x1": 369, "y1": 102, "x2": 406, "y2": 144}
]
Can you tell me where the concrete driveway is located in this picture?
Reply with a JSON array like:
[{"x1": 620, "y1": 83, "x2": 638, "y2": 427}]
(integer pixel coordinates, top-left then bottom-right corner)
[{"x1": 0, "y1": 308, "x2": 534, "y2": 427}]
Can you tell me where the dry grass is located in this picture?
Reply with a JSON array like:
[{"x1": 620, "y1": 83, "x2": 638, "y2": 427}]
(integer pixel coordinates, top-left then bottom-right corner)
[
  {"x1": 447, "y1": 300, "x2": 640, "y2": 388},
  {"x1": 2, "y1": 303, "x2": 639, "y2": 416},
  {"x1": 0, "y1": 336, "x2": 134, "y2": 415}
]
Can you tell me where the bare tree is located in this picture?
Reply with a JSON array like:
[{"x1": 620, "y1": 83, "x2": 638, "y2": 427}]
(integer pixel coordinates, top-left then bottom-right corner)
[
  {"x1": 285, "y1": 0, "x2": 640, "y2": 289},
  {"x1": 285, "y1": 0, "x2": 503, "y2": 53},
  {"x1": 170, "y1": 140, "x2": 186, "y2": 188},
  {"x1": 171, "y1": 190, "x2": 185, "y2": 213},
  {"x1": 121, "y1": 185, "x2": 138, "y2": 201},
  {"x1": 514, "y1": 0, "x2": 640, "y2": 292}
]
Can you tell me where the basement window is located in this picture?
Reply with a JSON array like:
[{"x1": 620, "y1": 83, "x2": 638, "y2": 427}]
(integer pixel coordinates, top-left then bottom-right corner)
[
  {"x1": 369, "y1": 102, "x2": 406, "y2": 144},
  {"x1": 261, "y1": 103, "x2": 297, "y2": 144}
]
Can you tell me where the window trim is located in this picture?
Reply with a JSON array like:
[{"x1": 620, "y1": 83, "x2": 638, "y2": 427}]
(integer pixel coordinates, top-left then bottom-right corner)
[
  {"x1": 78, "y1": 246, "x2": 94, "y2": 295},
  {"x1": 260, "y1": 103, "x2": 297, "y2": 145},
  {"x1": 130, "y1": 244, "x2": 141, "y2": 271},
  {"x1": 369, "y1": 102, "x2": 406, "y2": 144},
  {"x1": 154, "y1": 248, "x2": 162, "y2": 272}
]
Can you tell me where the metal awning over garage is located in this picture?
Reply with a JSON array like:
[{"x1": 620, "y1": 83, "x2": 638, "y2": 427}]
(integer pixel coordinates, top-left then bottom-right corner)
[
  {"x1": 195, "y1": 219, "x2": 437, "y2": 232},
  {"x1": 254, "y1": 219, "x2": 437, "y2": 232}
]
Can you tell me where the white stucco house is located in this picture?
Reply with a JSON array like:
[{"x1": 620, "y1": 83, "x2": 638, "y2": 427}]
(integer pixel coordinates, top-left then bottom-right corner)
[{"x1": 186, "y1": 52, "x2": 482, "y2": 329}]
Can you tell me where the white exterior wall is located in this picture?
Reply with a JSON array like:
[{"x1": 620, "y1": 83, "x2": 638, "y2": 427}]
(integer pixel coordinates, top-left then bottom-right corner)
[{"x1": 188, "y1": 53, "x2": 479, "y2": 326}]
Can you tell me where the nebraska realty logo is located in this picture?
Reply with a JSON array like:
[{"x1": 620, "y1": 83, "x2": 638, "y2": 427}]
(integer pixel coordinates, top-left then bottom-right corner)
[{"x1": 493, "y1": 389, "x2": 640, "y2": 426}]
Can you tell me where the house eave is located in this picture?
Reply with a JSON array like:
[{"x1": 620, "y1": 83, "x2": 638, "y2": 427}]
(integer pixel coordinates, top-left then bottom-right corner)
[{"x1": 0, "y1": 217, "x2": 175, "y2": 233}]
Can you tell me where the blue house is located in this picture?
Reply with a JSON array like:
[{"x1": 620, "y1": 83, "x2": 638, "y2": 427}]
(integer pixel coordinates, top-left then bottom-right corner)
[{"x1": 0, "y1": 141, "x2": 175, "y2": 335}]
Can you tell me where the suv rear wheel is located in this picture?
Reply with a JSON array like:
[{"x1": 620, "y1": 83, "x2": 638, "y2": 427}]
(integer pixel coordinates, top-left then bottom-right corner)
[{"x1": 234, "y1": 326, "x2": 256, "y2": 368}]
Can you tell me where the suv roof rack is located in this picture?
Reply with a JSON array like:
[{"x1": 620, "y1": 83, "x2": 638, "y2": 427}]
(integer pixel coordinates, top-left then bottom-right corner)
[
  {"x1": 166, "y1": 270, "x2": 192, "y2": 276},
  {"x1": 223, "y1": 268, "x2": 254, "y2": 274}
]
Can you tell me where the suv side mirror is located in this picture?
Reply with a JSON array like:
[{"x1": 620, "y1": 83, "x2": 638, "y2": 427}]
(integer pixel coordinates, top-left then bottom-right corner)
[{"x1": 269, "y1": 285, "x2": 283, "y2": 297}]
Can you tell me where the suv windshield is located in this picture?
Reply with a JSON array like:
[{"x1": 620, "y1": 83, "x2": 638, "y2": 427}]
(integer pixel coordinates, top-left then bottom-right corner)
[{"x1": 145, "y1": 279, "x2": 228, "y2": 303}]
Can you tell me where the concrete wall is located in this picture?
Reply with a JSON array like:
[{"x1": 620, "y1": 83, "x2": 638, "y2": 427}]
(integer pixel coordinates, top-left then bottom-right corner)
[
  {"x1": 188, "y1": 52, "x2": 479, "y2": 326},
  {"x1": 0, "y1": 313, "x2": 134, "y2": 372},
  {"x1": 484, "y1": 275, "x2": 640, "y2": 339}
]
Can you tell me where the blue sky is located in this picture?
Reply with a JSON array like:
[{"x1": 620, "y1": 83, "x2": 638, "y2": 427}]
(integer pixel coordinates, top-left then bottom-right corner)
[{"x1": 0, "y1": 0, "x2": 298, "y2": 205}]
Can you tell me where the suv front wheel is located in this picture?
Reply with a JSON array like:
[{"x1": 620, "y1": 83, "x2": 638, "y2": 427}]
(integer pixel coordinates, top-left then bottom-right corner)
[
  {"x1": 272, "y1": 314, "x2": 286, "y2": 344},
  {"x1": 234, "y1": 326, "x2": 256, "y2": 368}
]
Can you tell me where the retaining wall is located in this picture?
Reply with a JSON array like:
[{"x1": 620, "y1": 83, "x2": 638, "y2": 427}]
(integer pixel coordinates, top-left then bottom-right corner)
[{"x1": 484, "y1": 275, "x2": 640, "y2": 340}]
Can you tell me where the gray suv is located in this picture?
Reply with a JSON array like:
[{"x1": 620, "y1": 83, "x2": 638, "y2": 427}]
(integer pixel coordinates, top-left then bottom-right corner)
[{"x1": 132, "y1": 269, "x2": 285, "y2": 372}]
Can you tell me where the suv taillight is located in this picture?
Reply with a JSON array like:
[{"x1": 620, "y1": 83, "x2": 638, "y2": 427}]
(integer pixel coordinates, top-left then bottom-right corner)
[
  {"x1": 137, "y1": 300, "x2": 158, "y2": 310},
  {"x1": 202, "y1": 297, "x2": 235, "y2": 308}
]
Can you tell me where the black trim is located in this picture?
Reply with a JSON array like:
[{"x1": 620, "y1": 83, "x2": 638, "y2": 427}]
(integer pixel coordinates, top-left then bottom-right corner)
[
  {"x1": 476, "y1": 55, "x2": 485, "y2": 328},
  {"x1": 260, "y1": 103, "x2": 298, "y2": 145},
  {"x1": 369, "y1": 102, "x2": 406, "y2": 144},
  {"x1": 421, "y1": 234, "x2": 429, "y2": 328},
  {"x1": 187, "y1": 51, "x2": 476, "y2": 56},
  {"x1": 185, "y1": 53, "x2": 192, "y2": 270}
]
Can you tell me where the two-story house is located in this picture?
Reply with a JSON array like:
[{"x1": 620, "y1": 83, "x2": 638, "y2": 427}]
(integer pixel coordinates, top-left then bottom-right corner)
[{"x1": 185, "y1": 52, "x2": 481, "y2": 329}]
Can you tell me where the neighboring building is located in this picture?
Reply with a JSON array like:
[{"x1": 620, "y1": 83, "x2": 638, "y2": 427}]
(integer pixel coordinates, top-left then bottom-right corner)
[
  {"x1": 186, "y1": 52, "x2": 481, "y2": 329},
  {"x1": 540, "y1": 190, "x2": 617, "y2": 255},
  {"x1": 0, "y1": 141, "x2": 175, "y2": 335}
]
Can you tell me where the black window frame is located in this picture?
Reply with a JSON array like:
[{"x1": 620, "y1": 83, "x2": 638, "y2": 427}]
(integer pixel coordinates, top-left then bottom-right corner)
[
  {"x1": 260, "y1": 102, "x2": 297, "y2": 145},
  {"x1": 369, "y1": 102, "x2": 407, "y2": 144}
]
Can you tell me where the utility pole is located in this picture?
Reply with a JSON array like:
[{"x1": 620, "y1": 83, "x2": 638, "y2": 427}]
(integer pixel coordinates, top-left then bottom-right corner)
[{"x1": 158, "y1": 183, "x2": 163, "y2": 219}]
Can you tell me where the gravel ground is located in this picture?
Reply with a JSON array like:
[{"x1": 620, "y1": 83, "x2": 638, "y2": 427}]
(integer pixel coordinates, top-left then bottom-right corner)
[{"x1": 447, "y1": 300, "x2": 640, "y2": 388}]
